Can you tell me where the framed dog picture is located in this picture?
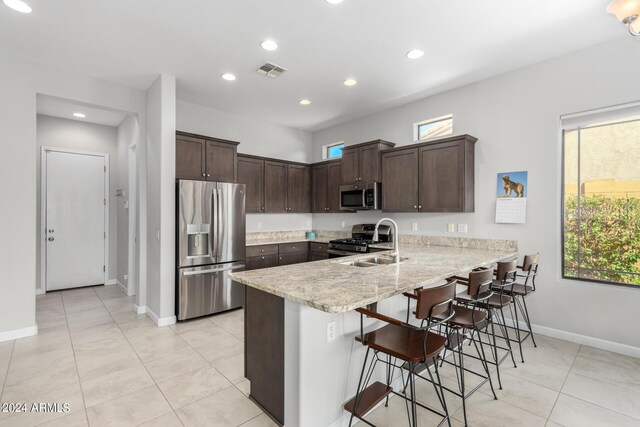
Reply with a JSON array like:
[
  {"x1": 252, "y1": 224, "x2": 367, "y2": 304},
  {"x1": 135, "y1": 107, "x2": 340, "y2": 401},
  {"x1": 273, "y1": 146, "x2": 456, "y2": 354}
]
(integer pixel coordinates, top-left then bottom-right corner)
[
  {"x1": 495, "y1": 171, "x2": 527, "y2": 223},
  {"x1": 497, "y1": 171, "x2": 527, "y2": 198}
]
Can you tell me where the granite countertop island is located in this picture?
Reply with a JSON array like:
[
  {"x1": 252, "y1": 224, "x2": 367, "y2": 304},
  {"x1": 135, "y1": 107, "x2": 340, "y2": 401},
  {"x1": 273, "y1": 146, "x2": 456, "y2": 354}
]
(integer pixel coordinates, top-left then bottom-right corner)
[
  {"x1": 231, "y1": 241, "x2": 518, "y2": 427},
  {"x1": 231, "y1": 243, "x2": 517, "y2": 313}
]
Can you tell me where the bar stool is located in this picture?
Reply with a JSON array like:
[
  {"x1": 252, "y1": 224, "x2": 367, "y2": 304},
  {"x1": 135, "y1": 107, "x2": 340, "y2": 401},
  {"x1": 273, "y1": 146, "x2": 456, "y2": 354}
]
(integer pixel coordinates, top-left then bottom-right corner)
[
  {"x1": 346, "y1": 280, "x2": 457, "y2": 427},
  {"x1": 435, "y1": 268, "x2": 498, "y2": 427},
  {"x1": 499, "y1": 253, "x2": 539, "y2": 362}
]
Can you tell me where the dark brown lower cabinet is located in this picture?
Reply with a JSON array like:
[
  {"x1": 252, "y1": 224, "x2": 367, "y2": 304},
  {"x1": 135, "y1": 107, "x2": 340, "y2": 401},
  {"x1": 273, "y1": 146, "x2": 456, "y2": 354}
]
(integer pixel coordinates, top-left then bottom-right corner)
[
  {"x1": 310, "y1": 252, "x2": 329, "y2": 261},
  {"x1": 278, "y1": 252, "x2": 308, "y2": 266},
  {"x1": 245, "y1": 254, "x2": 278, "y2": 270},
  {"x1": 245, "y1": 287, "x2": 284, "y2": 425}
]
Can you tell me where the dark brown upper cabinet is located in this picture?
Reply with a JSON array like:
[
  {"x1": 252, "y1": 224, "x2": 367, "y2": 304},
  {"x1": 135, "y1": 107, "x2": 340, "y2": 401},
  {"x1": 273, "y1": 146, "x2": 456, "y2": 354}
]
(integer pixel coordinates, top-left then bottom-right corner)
[
  {"x1": 286, "y1": 164, "x2": 311, "y2": 213},
  {"x1": 205, "y1": 138, "x2": 238, "y2": 182},
  {"x1": 312, "y1": 160, "x2": 344, "y2": 213},
  {"x1": 381, "y1": 147, "x2": 419, "y2": 212},
  {"x1": 238, "y1": 155, "x2": 265, "y2": 213},
  {"x1": 176, "y1": 134, "x2": 206, "y2": 180},
  {"x1": 176, "y1": 131, "x2": 238, "y2": 182},
  {"x1": 340, "y1": 140, "x2": 395, "y2": 185},
  {"x1": 326, "y1": 161, "x2": 342, "y2": 212},
  {"x1": 311, "y1": 163, "x2": 328, "y2": 213},
  {"x1": 418, "y1": 136, "x2": 476, "y2": 212},
  {"x1": 380, "y1": 134, "x2": 476, "y2": 213},
  {"x1": 264, "y1": 161, "x2": 288, "y2": 213}
]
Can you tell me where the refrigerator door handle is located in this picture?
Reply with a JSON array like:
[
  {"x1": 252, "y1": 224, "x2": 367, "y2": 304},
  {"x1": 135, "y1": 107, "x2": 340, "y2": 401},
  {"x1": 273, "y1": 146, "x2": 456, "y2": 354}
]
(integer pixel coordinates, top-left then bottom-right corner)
[
  {"x1": 217, "y1": 185, "x2": 223, "y2": 259},
  {"x1": 211, "y1": 188, "x2": 218, "y2": 261},
  {"x1": 181, "y1": 263, "x2": 246, "y2": 276}
]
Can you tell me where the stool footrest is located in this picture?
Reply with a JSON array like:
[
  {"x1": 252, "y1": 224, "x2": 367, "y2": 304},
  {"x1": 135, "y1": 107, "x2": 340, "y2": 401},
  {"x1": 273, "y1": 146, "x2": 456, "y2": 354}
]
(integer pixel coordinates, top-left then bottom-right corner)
[{"x1": 344, "y1": 381, "x2": 393, "y2": 418}]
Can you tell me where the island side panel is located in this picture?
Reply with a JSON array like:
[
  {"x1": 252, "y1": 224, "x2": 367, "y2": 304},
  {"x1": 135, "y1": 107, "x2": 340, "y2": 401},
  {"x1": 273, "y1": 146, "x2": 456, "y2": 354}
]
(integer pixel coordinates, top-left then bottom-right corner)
[{"x1": 245, "y1": 286, "x2": 285, "y2": 425}]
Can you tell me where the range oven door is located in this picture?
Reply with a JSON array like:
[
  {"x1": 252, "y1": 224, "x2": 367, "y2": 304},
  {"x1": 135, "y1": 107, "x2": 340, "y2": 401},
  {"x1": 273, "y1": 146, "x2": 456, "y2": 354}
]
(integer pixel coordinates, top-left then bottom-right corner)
[{"x1": 177, "y1": 262, "x2": 245, "y2": 321}]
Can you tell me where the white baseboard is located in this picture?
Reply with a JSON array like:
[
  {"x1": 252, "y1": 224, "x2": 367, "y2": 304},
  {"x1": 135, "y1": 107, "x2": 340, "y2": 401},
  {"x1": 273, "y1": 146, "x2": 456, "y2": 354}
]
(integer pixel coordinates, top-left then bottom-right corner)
[
  {"x1": 501, "y1": 317, "x2": 640, "y2": 359},
  {"x1": 145, "y1": 306, "x2": 176, "y2": 327},
  {"x1": 0, "y1": 325, "x2": 38, "y2": 343},
  {"x1": 134, "y1": 304, "x2": 146, "y2": 315},
  {"x1": 115, "y1": 279, "x2": 127, "y2": 294},
  {"x1": 106, "y1": 279, "x2": 117, "y2": 286},
  {"x1": 529, "y1": 322, "x2": 640, "y2": 359},
  {"x1": 35, "y1": 288, "x2": 45, "y2": 296}
]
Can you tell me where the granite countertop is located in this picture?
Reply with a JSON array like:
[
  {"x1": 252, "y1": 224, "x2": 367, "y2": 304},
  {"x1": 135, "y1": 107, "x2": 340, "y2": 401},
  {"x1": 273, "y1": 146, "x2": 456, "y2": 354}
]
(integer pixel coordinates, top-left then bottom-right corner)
[
  {"x1": 231, "y1": 243, "x2": 518, "y2": 313},
  {"x1": 245, "y1": 236, "x2": 333, "y2": 246}
]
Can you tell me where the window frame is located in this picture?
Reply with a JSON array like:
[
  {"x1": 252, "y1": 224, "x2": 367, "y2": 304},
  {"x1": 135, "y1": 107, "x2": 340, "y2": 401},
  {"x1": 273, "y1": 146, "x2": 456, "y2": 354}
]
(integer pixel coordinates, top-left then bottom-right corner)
[
  {"x1": 323, "y1": 141, "x2": 344, "y2": 160},
  {"x1": 560, "y1": 114, "x2": 640, "y2": 289},
  {"x1": 413, "y1": 114, "x2": 453, "y2": 142}
]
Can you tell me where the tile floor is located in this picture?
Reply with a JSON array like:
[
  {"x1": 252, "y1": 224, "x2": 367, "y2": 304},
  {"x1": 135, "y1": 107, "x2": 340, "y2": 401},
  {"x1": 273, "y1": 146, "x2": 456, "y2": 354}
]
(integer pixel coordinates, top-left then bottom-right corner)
[{"x1": 0, "y1": 285, "x2": 639, "y2": 426}]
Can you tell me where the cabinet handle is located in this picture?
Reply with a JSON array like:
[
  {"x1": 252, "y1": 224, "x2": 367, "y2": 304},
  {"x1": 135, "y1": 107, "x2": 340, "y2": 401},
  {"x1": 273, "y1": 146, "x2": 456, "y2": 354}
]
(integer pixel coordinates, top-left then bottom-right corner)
[
  {"x1": 261, "y1": 256, "x2": 265, "y2": 259},
  {"x1": 419, "y1": 205, "x2": 422, "y2": 209},
  {"x1": 292, "y1": 246, "x2": 296, "y2": 250},
  {"x1": 262, "y1": 207, "x2": 265, "y2": 210},
  {"x1": 207, "y1": 174, "x2": 211, "y2": 177},
  {"x1": 414, "y1": 205, "x2": 417, "y2": 209},
  {"x1": 202, "y1": 173, "x2": 206, "y2": 177},
  {"x1": 261, "y1": 249, "x2": 264, "y2": 252}
]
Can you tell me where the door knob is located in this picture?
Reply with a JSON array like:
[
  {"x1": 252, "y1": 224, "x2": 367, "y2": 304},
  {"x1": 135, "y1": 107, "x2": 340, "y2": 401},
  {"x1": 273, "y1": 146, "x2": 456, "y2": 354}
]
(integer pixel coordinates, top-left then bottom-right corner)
[{"x1": 48, "y1": 237, "x2": 54, "y2": 242}]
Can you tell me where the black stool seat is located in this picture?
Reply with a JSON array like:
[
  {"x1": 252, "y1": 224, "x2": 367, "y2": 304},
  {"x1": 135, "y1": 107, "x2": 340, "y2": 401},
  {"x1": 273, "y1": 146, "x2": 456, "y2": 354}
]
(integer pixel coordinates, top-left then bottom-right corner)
[{"x1": 356, "y1": 324, "x2": 447, "y2": 362}]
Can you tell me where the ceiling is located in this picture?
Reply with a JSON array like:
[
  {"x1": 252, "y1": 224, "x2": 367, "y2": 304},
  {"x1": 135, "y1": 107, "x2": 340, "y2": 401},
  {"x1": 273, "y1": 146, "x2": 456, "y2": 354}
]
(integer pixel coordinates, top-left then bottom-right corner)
[
  {"x1": 37, "y1": 95, "x2": 129, "y2": 127},
  {"x1": 0, "y1": 0, "x2": 625, "y2": 131}
]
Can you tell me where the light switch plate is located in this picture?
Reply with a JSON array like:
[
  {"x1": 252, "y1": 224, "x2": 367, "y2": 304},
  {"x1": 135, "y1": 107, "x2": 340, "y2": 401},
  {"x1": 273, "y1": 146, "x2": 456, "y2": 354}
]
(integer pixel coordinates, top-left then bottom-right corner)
[
  {"x1": 447, "y1": 223, "x2": 455, "y2": 233},
  {"x1": 256, "y1": 222, "x2": 262, "y2": 230},
  {"x1": 341, "y1": 221, "x2": 346, "y2": 228},
  {"x1": 411, "y1": 222, "x2": 418, "y2": 232},
  {"x1": 458, "y1": 224, "x2": 468, "y2": 233}
]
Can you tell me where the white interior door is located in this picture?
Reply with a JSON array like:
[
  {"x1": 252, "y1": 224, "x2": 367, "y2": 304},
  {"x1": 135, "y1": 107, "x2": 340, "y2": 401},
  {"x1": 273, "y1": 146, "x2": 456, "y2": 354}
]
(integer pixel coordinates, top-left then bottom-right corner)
[{"x1": 46, "y1": 150, "x2": 106, "y2": 290}]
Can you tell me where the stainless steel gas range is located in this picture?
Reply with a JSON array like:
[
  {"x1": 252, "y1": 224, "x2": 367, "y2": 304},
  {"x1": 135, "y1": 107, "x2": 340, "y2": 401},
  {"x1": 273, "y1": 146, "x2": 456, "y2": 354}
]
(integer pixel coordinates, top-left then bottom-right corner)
[{"x1": 327, "y1": 224, "x2": 392, "y2": 258}]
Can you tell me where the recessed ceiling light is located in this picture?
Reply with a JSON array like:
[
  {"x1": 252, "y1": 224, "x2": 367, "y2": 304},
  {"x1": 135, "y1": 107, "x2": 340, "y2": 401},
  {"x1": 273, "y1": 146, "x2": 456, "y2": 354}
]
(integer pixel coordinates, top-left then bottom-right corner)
[
  {"x1": 343, "y1": 79, "x2": 357, "y2": 86},
  {"x1": 406, "y1": 49, "x2": 424, "y2": 59},
  {"x1": 73, "y1": 112, "x2": 86, "y2": 118},
  {"x1": 221, "y1": 73, "x2": 236, "y2": 81},
  {"x1": 299, "y1": 99, "x2": 312, "y2": 105},
  {"x1": 326, "y1": 0, "x2": 344, "y2": 4},
  {"x1": 261, "y1": 40, "x2": 278, "y2": 51},
  {"x1": 3, "y1": 0, "x2": 32, "y2": 13}
]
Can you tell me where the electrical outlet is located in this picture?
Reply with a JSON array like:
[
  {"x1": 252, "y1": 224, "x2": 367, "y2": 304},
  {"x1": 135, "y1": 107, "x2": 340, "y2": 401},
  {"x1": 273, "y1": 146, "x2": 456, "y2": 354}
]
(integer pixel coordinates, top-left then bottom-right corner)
[
  {"x1": 411, "y1": 222, "x2": 418, "y2": 232},
  {"x1": 327, "y1": 321, "x2": 336, "y2": 342},
  {"x1": 458, "y1": 224, "x2": 468, "y2": 233},
  {"x1": 341, "y1": 221, "x2": 346, "y2": 228},
  {"x1": 123, "y1": 274, "x2": 128, "y2": 280},
  {"x1": 257, "y1": 222, "x2": 262, "y2": 230},
  {"x1": 306, "y1": 220, "x2": 311, "y2": 228},
  {"x1": 447, "y1": 223, "x2": 455, "y2": 233},
  {"x1": 156, "y1": 229, "x2": 160, "y2": 240}
]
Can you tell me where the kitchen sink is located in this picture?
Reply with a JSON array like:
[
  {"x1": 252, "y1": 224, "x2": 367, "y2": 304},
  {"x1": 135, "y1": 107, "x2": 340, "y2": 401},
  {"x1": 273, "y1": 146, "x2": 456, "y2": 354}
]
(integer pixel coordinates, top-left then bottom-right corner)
[{"x1": 339, "y1": 255, "x2": 408, "y2": 267}]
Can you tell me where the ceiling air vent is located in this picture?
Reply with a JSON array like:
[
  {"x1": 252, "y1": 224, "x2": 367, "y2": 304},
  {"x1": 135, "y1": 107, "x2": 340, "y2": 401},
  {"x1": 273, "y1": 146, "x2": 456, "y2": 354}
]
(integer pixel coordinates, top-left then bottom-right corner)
[{"x1": 256, "y1": 62, "x2": 287, "y2": 78}]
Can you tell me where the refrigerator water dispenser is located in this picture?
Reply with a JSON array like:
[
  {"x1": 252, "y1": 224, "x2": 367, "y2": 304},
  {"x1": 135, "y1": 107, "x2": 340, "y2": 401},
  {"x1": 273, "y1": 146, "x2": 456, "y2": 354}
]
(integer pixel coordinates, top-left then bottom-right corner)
[{"x1": 187, "y1": 224, "x2": 210, "y2": 258}]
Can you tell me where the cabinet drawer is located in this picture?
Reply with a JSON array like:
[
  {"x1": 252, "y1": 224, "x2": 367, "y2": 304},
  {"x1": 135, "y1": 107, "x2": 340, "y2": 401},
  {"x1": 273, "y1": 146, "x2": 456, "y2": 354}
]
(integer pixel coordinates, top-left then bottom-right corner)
[
  {"x1": 246, "y1": 254, "x2": 279, "y2": 270},
  {"x1": 246, "y1": 244, "x2": 279, "y2": 258},
  {"x1": 278, "y1": 242, "x2": 308, "y2": 254},
  {"x1": 310, "y1": 242, "x2": 329, "y2": 253},
  {"x1": 310, "y1": 252, "x2": 329, "y2": 261},
  {"x1": 278, "y1": 252, "x2": 308, "y2": 266}
]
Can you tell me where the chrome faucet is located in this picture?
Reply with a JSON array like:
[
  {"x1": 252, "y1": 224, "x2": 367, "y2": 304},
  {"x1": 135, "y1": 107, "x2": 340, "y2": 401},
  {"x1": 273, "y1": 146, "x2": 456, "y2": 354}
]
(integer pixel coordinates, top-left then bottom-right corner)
[{"x1": 373, "y1": 218, "x2": 400, "y2": 263}]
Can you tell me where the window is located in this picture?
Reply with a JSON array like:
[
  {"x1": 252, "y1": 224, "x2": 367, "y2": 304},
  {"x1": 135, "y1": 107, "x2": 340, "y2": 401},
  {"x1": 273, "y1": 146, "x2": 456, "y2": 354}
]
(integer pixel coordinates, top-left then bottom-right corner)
[
  {"x1": 414, "y1": 114, "x2": 453, "y2": 141},
  {"x1": 323, "y1": 142, "x2": 344, "y2": 159},
  {"x1": 562, "y1": 105, "x2": 640, "y2": 286}
]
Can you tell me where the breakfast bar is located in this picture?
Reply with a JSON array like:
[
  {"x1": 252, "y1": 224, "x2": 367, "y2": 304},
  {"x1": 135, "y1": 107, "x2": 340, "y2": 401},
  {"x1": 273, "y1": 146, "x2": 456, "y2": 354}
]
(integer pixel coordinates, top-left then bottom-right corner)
[{"x1": 230, "y1": 242, "x2": 518, "y2": 427}]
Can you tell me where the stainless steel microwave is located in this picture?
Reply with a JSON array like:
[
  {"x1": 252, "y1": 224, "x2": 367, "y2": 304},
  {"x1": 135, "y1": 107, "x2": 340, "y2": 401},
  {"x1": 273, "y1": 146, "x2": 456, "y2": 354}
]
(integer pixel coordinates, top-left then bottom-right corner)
[{"x1": 339, "y1": 183, "x2": 382, "y2": 210}]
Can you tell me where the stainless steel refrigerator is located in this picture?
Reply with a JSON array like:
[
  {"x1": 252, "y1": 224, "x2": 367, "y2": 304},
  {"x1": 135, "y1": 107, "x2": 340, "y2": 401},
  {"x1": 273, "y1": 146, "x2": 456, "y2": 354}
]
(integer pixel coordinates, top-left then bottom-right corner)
[{"x1": 176, "y1": 180, "x2": 246, "y2": 321}]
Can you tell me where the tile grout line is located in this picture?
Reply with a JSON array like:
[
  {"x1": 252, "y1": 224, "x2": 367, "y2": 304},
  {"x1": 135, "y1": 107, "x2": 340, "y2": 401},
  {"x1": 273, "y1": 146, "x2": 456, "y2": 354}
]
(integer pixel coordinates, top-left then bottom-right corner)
[
  {"x1": 0, "y1": 339, "x2": 16, "y2": 405},
  {"x1": 545, "y1": 344, "x2": 581, "y2": 425},
  {"x1": 51, "y1": 287, "x2": 91, "y2": 427}
]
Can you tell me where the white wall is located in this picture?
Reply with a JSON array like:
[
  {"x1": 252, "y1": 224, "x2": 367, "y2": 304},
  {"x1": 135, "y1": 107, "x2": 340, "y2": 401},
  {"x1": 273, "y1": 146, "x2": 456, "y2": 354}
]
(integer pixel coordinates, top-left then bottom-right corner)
[
  {"x1": 36, "y1": 115, "x2": 119, "y2": 289},
  {"x1": 0, "y1": 55, "x2": 146, "y2": 340},
  {"x1": 312, "y1": 37, "x2": 640, "y2": 350},
  {"x1": 117, "y1": 116, "x2": 138, "y2": 288},
  {"x1": 145, "y1": 74, "x2": 177, "y2": 324},
  {"x1": 176, "y1": 100, "x2": 314, "y2": 232}
]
